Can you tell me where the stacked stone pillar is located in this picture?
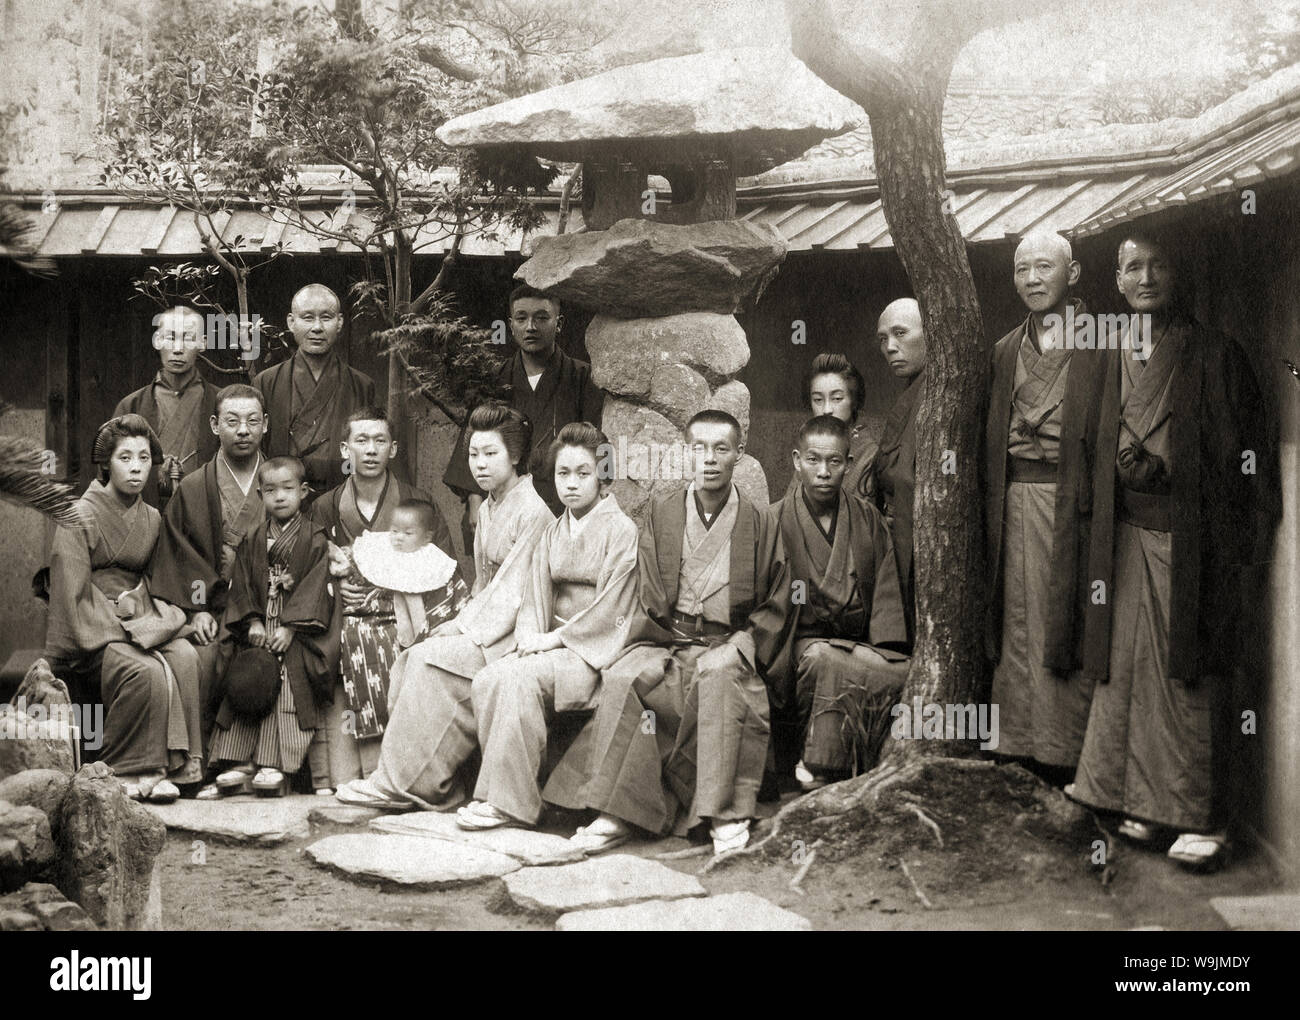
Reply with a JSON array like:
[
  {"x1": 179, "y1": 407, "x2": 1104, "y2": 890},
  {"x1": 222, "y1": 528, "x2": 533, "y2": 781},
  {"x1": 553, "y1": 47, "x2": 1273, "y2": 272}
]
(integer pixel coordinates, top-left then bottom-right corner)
[{"x1": 517, "y1": 217, "x2": 786, "y2": 518}]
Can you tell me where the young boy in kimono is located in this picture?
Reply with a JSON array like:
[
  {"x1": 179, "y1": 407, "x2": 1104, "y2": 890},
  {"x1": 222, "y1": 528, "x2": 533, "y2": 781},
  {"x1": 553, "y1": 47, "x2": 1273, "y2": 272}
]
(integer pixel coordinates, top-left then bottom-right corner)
[
  {"x1": 202, "y1": 456, "x2": 335, "y2": 798},
  {"x1": 328, "y1": 498, "x2": 462, "y2": 741},
  {"x1": 456, "y1": 421, "x2": 640, "y2": 832}
]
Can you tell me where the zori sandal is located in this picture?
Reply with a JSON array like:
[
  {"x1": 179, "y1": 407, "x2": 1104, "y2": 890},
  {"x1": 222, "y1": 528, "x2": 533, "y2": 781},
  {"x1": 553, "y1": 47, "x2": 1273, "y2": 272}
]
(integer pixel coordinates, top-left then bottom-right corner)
[
  {"x1": 251, "y1": 768, "x2": 287, "y2": 797},
  {"x1": 1167, "y1": 831, "x2": 1229, "y2": 872},
  {"x1": 216, "y1": 764, "x2": 256, "y2": 795}
]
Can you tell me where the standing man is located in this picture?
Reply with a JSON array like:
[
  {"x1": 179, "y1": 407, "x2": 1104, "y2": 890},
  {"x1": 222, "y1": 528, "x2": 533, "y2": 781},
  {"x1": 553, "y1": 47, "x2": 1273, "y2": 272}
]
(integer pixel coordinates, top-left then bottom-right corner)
[
  {"x1": 443, "y1": 284, "x2": 603, "y2": 536},
  {"x1": 550, "y1": 410, "x2": 775, "y2": 856},
  {"x1": 861, "y1": 298, "x2": 927, "y2": 646},
  {"x1": 312, "y1": 407, "x2": 465, "y2": 785},
  {"x1": 755, "y1": 415, "x2": 911, "y2": 791},
  {"x1": 148, "y1": 383, "x2": 267, "y2": 761},
  {"x1": 255, "y1": 284, "x2": 377, "y2": 502},
  {"x1": 115, "y1": 305, "x2": 220, "y2": 506},
  {"x1": 1070, "y1": 233, "x2": 1275, "y2": 870},
  {"x1": 984, "y1": 231, "x2": 1106, "y2": 784}
]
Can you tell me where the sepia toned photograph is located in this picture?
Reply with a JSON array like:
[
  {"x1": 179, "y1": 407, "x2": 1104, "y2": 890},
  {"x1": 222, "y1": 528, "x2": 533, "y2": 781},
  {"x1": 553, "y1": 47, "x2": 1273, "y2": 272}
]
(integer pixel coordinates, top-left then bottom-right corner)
[{"x1": 0, "y1": 0, "x2": 1297, "y2": 952}]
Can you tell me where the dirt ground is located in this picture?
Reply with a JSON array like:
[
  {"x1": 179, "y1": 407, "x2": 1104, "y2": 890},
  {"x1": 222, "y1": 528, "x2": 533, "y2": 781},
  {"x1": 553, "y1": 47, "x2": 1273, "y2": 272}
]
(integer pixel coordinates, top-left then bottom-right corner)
[{"x1": 157, "y1": 791, "x2": 1287, "y2": 931}]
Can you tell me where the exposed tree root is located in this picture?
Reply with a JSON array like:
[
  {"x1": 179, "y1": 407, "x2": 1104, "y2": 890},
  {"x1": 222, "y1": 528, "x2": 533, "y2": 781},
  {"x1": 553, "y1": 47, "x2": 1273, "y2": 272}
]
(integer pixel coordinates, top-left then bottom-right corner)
[
  {"x1": 899, "y1": 858, "x2": 934, "y2": 909},
  {"x1": 706, "y1": 755, "x2": 1099, "y2": 910}
]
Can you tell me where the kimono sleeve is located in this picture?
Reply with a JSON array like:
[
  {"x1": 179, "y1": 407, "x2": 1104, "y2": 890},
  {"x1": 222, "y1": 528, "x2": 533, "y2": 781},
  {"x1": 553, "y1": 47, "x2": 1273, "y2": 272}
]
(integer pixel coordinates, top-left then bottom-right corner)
[
  {"x1": 148, "y1": 477, "x2": 221, "y2": 615},
  {"x1": 220, "y1": 531, "x2": 264, "y2": 640},
  {"x1": 280, "y1": 535, "x2": 334, "y2": 636},
  {"x1": 43, "y1": 521, "x2": 125, "y2": 658},
  {"x1": 865, "y1": 504, "x2": 910, "y2": 652},
  {"x1": 578, "y1": 362, "x2": 606, "y2": 427},
  {"x1": 457, "y1": 507, "x2": 550, "y2": 651},
  {"x1": 553, "y1": 513, "x2": 640, "y2": 671},
  {"x1": 745, "y1": 506, "x2": 796, "y2": 683}
]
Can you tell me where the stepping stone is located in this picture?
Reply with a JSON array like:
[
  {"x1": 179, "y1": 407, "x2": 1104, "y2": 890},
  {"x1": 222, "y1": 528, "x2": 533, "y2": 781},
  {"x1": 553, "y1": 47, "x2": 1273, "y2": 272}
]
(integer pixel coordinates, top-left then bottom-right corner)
[
  {"x1": 306, "y1": 833, "x2": 519, "y2": 888},
  {"x1": 556, "y1": 891, "x2": 811, "y2": 931},
  {"x1": 371, "y1": 811, "x2": 586, "y2": 866},
  {"x1": 143, "y1": 795, "x2": 316, "y2": 846},
  {"x1": 309, "y1": 804, "x2": 382, "y2": 827},
  {"x1": 1210, "y1": 894, "x2": 1300, "y2": 931},
  {"x1": 504, "y1": 853, "x2": 706, "y2": 913}
]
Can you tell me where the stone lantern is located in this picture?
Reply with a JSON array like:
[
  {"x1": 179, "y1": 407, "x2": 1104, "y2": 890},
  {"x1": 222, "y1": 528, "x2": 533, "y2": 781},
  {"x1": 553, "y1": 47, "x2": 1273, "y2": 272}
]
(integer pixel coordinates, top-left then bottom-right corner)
[{"x1": 437, "y1": 47, "x2": 863, "y2": 516}]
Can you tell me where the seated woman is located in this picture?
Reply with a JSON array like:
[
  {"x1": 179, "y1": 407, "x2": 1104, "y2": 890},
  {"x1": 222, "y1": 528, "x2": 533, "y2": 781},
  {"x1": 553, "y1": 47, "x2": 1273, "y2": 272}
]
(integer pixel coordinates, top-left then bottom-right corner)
[
  {"x1": 456, "y1": 422, "x2": 640, "y2": 831},
  {"x1": 785, "y1": 353, "x2": 875, "y2": 497},
  {"x1": 335, "y1": 403, "x2": 554, "y2": 809},
  {"x1": 43, "y1": 415, "x2": 203, "y2": 802}
]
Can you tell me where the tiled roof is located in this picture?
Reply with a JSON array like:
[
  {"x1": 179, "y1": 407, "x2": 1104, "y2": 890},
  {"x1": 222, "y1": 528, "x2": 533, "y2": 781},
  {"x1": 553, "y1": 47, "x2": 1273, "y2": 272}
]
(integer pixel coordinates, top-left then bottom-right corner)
[{"x1": 8, "y1": 64, "x2": 1299, "y2": 257}]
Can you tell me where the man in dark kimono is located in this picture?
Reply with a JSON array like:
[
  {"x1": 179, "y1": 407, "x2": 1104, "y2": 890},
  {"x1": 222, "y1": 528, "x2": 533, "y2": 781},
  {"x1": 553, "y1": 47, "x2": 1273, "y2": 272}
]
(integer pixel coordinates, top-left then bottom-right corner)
[
  {"x1": 114, "y1": 305, "x2": 220, "y2": 506},
  {"x1": 548, "y1": 411, "x2": 774, "y2": 856},
  {"x1": 312, "y1": 407, "x2": 466, "y2": 785},
  {"x1": 983, "y1": 231, "x2": 1107, "y2": 783},
  {"x1": 148, "y1": 383, "x2": 266, "y2": 758},
  {"x1": 255, "y1": 284, "x2": 377, "y2": 503},
  {"x1": 443, "y1": 284, "x2": 603, "y2": 535},
  {"x1": 754, "y1": 415, "x2": 910, "y2": 790},
  {"x1": 1070, "y1": 233, "x2": 1276, "y2": 868},
  {"x1": 861, "y1": 298, "x2": 927, "y2": 646}
]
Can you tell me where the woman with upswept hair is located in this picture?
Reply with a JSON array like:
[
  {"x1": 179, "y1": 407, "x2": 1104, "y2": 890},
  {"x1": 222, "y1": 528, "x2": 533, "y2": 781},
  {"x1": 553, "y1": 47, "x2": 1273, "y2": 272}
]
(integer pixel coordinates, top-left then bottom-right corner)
[
  {"x1": 336, "y1": 402, "x2": 555, "y2": 810},
  {"x1": 42, "y1": 414, "x2": 204, "y2": 802}
]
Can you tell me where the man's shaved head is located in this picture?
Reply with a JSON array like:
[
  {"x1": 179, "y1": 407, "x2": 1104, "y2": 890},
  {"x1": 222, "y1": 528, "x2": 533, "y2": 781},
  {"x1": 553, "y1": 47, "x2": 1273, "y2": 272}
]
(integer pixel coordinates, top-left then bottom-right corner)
[
  {"x1": 878, "y1": 297, "x2": 921, "y2": 329},
  {"x1": 877, "y1": 298, "x2": 927, "y2": 380},
  {"x1": 1014, "y1": 230, "x2": 1073, "y2": 265},
  {"x1": 1013, "y1": 230, "x2": 1080, "y2": 315},
  {"x1": 291, "y1": 283, "x2": 341, "y2": 314}
]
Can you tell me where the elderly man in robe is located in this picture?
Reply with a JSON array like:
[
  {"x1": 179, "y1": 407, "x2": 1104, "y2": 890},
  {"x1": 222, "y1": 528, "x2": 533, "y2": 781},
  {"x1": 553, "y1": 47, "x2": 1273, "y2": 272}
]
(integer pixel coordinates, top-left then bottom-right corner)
[
  {"x1": 549, "y1": 410, "x2": 775, "y2": 856},
  {"x1": 1069, "y1": 233, "x2": 1276, "y2": 870},
  {"x1": 255, "y1": 284, "x2": 377, "y2": 502},
  {"x1": 755, "y1": 414, "x2": 910, "y2": 792},
  {"x1": 311, "y1": 407, "x2": 466, "y2": 786},
  {"x1": 983, "y1": 231, "x2": 1108, "y2": 784},
  {"x1": 443, "y1": 285, "x2": 604, "y2": 539},
  {"x1": 114, "y1": 305, "x2": 220, "y2": 506},
  {"x1": 860, "y1": 298, "x2": 927, "y2": 648},
  {"x1": 148, "y1": 383, "x2": 267, "y2": 760}
]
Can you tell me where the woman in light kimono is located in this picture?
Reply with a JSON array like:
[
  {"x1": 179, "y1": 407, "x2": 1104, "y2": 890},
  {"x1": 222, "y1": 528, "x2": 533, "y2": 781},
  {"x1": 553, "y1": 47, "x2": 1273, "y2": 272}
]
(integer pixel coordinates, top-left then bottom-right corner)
[
  {"x1": 785, "y1": 352, "x2": 876, "y2": 498},
  {"x1": 43, "y1": 415, "x2": 203, "y2": 802},
  {"x1": 456, "y1": 422, "x2": 640, "y2": 831},
  {"x1": 335, "y1": 403, "x2": 555, "y2": 809}
]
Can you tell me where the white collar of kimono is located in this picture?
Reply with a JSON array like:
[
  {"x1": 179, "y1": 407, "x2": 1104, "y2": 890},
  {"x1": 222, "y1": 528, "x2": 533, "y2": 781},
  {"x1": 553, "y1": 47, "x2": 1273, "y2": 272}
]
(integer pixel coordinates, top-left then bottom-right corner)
[
  {"x1": 685, "y1": 481, "x2": 736, "y2": 522},
  {"x1": 565, "y1": 491, "x2": 616, "y2": 537},
  {"x1": 350, "y1": 529, "x2": 457, "y2": 593}
]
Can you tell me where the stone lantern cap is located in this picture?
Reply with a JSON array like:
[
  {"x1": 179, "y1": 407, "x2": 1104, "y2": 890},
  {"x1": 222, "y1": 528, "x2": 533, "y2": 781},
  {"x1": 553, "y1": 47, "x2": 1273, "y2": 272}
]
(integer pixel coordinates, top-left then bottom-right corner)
[{"x1": 435, "y1": 47, "x2": 864, "y2": 173}]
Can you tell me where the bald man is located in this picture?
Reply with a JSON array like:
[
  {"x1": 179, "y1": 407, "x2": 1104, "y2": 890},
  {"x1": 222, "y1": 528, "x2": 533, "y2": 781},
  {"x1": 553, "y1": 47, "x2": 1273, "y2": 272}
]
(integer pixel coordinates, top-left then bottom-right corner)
[
  {"x1": 1069, "y1": 234, "x2": 1277, "y2": 868},
  {"x1": 983, "y1": 231, "x2": 1108, "y2": 783},
  {"x1": 254, "y1": 284, "x2": 377, "y2": 501},
  {"x1": 115, "y1": 305, "x2": 221, "y2": 506},
  {"x1": 859, "y1": 297, "x2": 927, "y2": 646}
]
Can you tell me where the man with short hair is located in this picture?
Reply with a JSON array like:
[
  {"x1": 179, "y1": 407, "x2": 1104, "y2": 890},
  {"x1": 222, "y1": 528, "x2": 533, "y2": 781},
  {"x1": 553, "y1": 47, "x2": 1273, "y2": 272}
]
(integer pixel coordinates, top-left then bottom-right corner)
[
  {"x1": 115, "y1": 305, "x2": 220, "y2": 506},
  {"x1": 443, "y1": 284, "x2": 603, "y2": 532},
  {"x1": 983, "y1": 230, "x2": 1107, "y2": 783},
  {"x1": 255, "y1": 284, "x2": 377, "y2": 501},
  {"x1": 754, "y1": 414, "x2": 910, "y2": 791},
  {"x1": 312, "y1": 407, "x2": 466, "y2": 784},
  {"x1": 148, "y1": 383, "x2": 267, "y2": 760},
  {"x1": 548, "y1": 410, "x2": 776, "y2": 856},
  {"x1": 1070, "y1": 233, "x2": 1276, "y2": 869}
]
